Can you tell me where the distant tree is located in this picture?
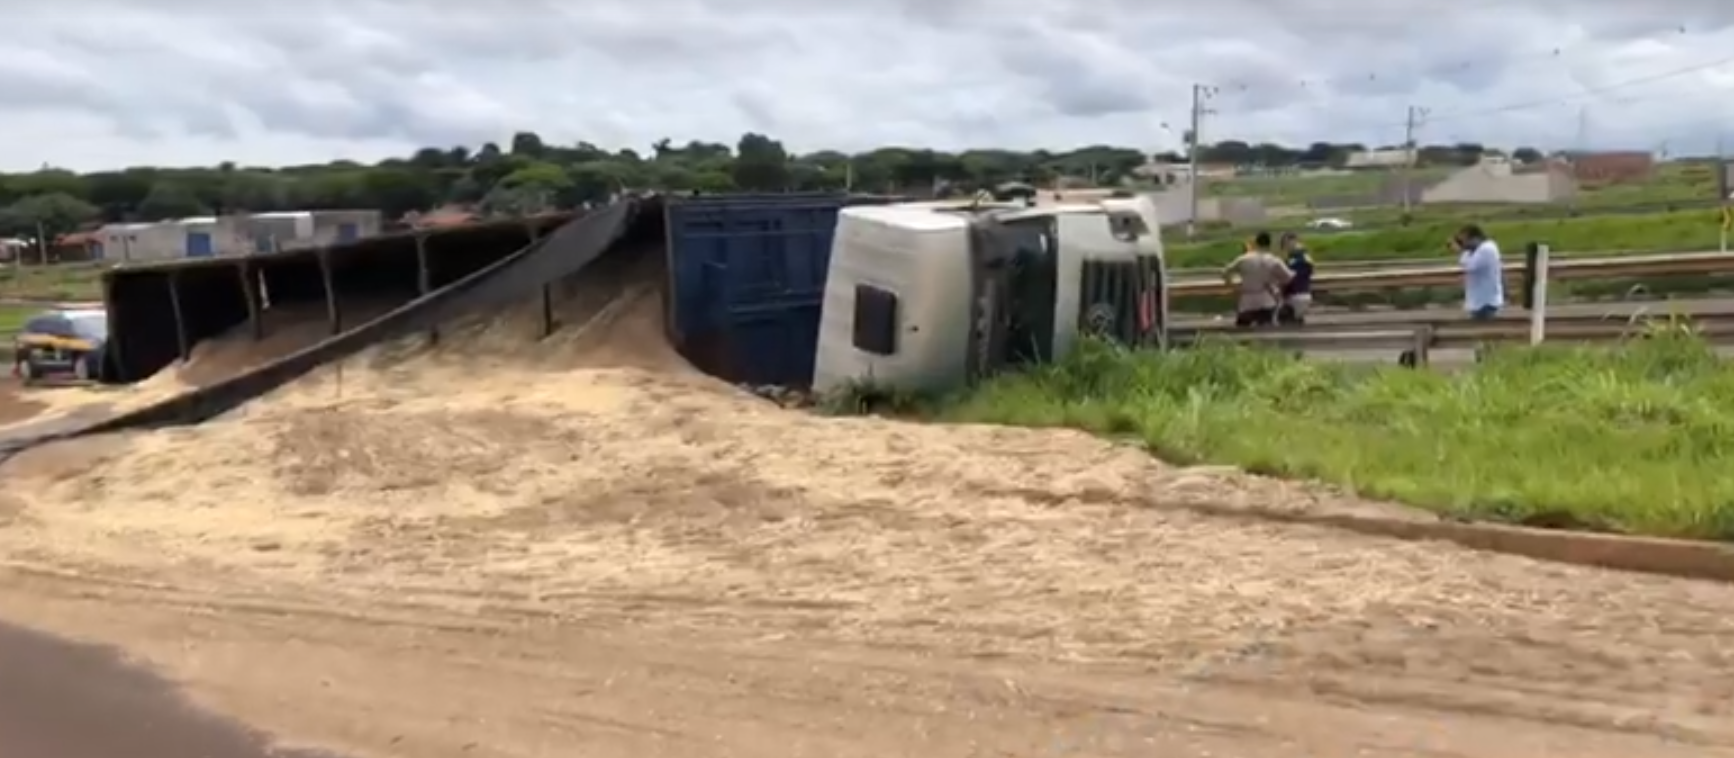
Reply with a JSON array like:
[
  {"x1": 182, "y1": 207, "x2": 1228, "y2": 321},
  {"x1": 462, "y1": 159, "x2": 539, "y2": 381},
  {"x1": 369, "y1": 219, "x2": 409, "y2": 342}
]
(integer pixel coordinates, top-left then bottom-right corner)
[
  {"x1": 509, "y1": 131, "x2": 547, "y2": 158},
  {"x1": 135, "y1": 182, "x2": 210, "y2": 220},
  {"x1": 733, "y1": 132, "x2": 790, "y2": 192},
  {"x1": 0, "y1": 132, "x2": 1565, "y2": 224},
  {"x1": 0, "y1": 192, "x2": 101, "y2": 244}
]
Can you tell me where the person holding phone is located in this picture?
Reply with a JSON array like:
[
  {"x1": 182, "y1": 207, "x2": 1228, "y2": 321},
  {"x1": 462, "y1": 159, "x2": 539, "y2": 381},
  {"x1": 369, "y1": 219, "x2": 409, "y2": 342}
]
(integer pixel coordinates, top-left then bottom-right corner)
[{"x1": 1456, "y1": 224, "x2": 1504, "y2": 321}]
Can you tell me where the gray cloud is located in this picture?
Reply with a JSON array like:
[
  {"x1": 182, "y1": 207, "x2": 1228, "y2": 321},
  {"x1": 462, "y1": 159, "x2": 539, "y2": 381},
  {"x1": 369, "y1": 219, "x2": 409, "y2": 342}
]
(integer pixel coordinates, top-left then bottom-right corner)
[{"x1": 2, "y1": 0, "x2": 1734, "y2": 170}]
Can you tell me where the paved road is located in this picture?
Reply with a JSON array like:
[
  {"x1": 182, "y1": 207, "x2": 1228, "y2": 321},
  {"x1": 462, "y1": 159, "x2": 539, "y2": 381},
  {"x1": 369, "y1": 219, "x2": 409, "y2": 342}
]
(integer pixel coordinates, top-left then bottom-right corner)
[
  {"x1": 0, "y1": 621, "x2": 349, "y2": 758},
  {"x1": 0, "y1": 402, "x2": 114, "y2": 464}
]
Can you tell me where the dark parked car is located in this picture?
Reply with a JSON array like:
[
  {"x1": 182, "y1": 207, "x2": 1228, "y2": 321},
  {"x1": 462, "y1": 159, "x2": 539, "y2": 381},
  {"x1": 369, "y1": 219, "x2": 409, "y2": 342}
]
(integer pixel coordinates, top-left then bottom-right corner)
[{"x1": 13, "y1": 308, "x2": 108, "y2": 383}]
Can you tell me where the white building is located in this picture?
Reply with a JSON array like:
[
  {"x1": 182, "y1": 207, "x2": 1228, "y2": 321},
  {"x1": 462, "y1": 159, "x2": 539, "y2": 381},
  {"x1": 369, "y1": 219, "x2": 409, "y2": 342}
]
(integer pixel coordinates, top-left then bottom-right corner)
[
  {"x1": 1344, "y1": 148, "x2": 1414, "y2": 170},
  {"x1": 96, "y1": 222, "x2": 184, "y2": 262},
  {"x1": 244, "y1": 210, "x2": 383, "y2": 253},
  {"x1": 95, "y1": 209, "x2": 387, "y2": 261}
]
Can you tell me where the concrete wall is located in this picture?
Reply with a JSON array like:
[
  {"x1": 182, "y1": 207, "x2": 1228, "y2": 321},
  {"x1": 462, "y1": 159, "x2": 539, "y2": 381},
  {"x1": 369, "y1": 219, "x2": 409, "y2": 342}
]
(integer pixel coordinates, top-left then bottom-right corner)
[{"x1": 1421, "y1": 162, "x2": 1577, "y2": 204}]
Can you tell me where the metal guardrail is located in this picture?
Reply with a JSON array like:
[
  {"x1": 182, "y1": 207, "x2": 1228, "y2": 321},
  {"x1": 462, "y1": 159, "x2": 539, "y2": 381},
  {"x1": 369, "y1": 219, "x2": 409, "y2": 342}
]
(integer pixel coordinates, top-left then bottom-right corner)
[
  {"x1": 1172, "y1": 314, "x2": 1734, "y2": 364},
  {"x1": 1175, "y1": 306, "x2": 1734, "y2": 331},
  {"x1": 1167, "y1": 249, "x2": 1702, "y2": 280},
  {"x1": 1169, "y1": 251, "x2": 1734, "y2": 297}
]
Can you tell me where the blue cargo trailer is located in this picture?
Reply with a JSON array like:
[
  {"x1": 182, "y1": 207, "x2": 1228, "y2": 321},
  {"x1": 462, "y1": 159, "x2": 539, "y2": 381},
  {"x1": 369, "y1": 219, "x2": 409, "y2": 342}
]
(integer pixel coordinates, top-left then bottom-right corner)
[{"x1": 664, "y1": 193, "x2": 901, "y2": 388}]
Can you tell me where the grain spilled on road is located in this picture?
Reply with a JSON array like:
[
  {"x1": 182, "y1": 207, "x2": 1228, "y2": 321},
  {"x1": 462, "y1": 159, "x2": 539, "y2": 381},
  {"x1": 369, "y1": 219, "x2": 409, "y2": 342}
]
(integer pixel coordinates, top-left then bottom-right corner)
[{"x1": 2, "y1": 248, "x2": 1733, "y2": 757}]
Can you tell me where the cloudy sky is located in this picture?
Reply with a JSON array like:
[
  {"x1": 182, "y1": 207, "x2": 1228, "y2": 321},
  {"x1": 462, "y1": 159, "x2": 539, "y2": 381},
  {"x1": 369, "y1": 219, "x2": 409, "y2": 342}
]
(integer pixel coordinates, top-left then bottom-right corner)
[{"x1": 6, "y1": 0, "x2": 1734, "y2": 171}]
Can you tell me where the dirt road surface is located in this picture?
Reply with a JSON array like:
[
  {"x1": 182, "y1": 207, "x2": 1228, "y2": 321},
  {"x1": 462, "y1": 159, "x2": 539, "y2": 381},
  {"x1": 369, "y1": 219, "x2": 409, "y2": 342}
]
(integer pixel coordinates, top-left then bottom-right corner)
[
  {"x1": 3, "y1": 259, "x2": 1733, "y2": 757},
  {"x1": 0, "y1": 619, "x2": 349, "y2": 758}
]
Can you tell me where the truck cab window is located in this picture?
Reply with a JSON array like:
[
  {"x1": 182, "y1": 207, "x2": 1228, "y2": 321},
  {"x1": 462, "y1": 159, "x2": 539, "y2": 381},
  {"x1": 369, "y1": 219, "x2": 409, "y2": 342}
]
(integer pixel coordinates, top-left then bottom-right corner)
[{"x1": 853, "y1": 284, "x2": 898, "y2": 355}]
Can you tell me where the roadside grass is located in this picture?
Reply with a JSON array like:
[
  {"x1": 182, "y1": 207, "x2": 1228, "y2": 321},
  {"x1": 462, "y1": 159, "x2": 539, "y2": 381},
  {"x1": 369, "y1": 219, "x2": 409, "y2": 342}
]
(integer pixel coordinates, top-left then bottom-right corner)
[
  {"x1": 0, "y1": 263, "x2": 107, "y2": 302},
  {"x1": 1182, "y1": 161, "x2": 1726, "y2": 257},
  {"x1": 1204, "y1": 160, "x2": 1714, "y2": 212},
  {"x1": 1167, "y1": 207, "x2": 1725, "y2": 267},
  {"x1": 1204, "y1": 168, "x2": 1454, "y2": 204},
  {"x1": 940, "y1": 335, "x2": 1734, "y2": 541},
  {"x1": 0, "y1": 305, "x2": 33, "y2": 364},
  {"x1": 0, "y1": 305, "x2": 33, "y2": 333}
]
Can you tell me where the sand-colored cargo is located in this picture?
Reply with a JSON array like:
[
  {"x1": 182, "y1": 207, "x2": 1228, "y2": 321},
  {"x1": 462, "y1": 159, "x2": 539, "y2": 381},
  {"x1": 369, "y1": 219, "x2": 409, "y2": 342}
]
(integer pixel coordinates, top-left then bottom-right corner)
[{"x1": 1, "y1": 249, "x2": 1732, "y2": 758}]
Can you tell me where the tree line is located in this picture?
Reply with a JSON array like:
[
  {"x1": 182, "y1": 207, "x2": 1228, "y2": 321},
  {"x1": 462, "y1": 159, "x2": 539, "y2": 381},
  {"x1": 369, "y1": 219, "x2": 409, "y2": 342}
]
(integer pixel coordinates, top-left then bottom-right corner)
[{"x1": 0, "y1": 131, "x2": 1539, "y2": 240}]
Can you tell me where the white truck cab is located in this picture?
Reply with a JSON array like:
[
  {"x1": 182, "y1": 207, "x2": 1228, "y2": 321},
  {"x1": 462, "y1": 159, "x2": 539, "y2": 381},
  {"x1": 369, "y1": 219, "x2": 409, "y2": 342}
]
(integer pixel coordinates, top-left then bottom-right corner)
[{"x1": 813, "y1": 194, "x2": 1168, "y2": 394}]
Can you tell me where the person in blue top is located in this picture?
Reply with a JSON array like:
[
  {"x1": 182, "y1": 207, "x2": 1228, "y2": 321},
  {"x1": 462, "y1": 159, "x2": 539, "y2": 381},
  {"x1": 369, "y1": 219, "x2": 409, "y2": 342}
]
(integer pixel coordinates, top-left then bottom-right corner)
[
  {"x1": 1277, "y1": 232, "x2": 1314, "y2": 324},
  {"x1": 1455, "y1": 224, "x2": 1504, "y2": 320}
]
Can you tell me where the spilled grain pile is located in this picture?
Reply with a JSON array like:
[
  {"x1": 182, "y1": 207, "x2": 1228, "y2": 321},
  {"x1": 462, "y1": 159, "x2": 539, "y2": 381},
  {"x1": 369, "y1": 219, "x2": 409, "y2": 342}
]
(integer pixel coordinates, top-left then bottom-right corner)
[
  {"x1": 0, "y1": 296, "x2": 403, "y2": 433},
  {"x1": 171, "y1": 300, "x2": 404, "y2": 389}
]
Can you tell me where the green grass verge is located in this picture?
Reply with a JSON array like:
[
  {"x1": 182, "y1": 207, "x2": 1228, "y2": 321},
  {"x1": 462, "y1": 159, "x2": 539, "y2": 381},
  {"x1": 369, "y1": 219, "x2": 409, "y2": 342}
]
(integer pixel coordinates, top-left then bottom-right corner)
[
  {"x1": 1203, "y1": 168, "x2": 1455, "y2": 204},
  {"x1": 0, "y1": 263, "x2": 107, "y2": 302},
  {"x1": 0, "y1": 305, "x2": 35, "y2": 333},
  {"x1": 1167, "y1": 208, "x2": 1726, "y2": 267},
  {"x1": 940, "y1": 335, "x2": 1734, "y2": 541},
  {"x1": 1202, "y1": 160, "x2": 1716, "y2": 212}
]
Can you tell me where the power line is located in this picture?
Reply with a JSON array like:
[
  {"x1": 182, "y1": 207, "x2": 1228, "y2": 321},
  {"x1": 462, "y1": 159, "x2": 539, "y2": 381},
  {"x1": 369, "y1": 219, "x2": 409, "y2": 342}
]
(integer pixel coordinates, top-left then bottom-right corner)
[
  {"x1": 1402, "y1": 105, "x2": 1429, "y2": 214},
  {"x1": 1206, "y1": 24, "x2": 1700, "y2": 100},
  {"x1": 1417, "y1": 53, "x2": 1734, "y2": 125},
  {"x1": 1185, "y1": 83, "x2": 1218, "y2": 239},
  {"x1": 1211, "y1": 53, "x2": 1734, "y2": 148}
]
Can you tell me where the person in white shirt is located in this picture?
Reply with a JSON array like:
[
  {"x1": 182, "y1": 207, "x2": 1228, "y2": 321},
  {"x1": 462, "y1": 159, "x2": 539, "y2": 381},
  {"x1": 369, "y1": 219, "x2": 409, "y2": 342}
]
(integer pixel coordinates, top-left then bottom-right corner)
[
  {"x1": 1456, "y1": 224, "x2": 1504, "y2": 320},
  {"x1": 1222, "y1": 231, "x2": 1294, "y2": 328}
]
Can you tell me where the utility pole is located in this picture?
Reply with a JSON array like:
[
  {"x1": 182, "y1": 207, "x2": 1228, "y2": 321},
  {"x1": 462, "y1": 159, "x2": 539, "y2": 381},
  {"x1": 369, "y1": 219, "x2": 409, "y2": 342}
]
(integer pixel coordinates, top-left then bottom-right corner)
[
  {"x1": 1570, "y1": 106, "x2": 1588, "y2": 215},
  {"x1": 1400, "y1": 105, "x2": 1428, "y2": 215},
  {"x1": 1720, "y1": 136, "x2": 1728, "y2": 253},
  {"x1": 1185, "y1": 83, "x2": 1216, "y2": 239}
]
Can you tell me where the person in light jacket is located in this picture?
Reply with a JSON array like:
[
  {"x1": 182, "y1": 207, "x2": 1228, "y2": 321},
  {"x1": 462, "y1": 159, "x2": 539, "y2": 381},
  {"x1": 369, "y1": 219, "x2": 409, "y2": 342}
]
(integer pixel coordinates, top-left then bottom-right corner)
[
  {"x1": 1456, "y1": 224, "x2": 1504, "y2": 321},
  {"x1": 1222, "y1": 232, "x2": 1294, "y2": 328}
]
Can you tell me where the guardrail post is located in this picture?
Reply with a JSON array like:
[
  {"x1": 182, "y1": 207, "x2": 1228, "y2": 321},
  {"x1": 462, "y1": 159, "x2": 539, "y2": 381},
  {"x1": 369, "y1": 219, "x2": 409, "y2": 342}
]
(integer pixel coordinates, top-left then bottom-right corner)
[
  {"x1": 100, "y1": 270, "x2": 129, "y2": 381},
  {"x1": 166, "y1": 270, "x2": 190, "y2": 362},
  {"x1": 317, "y1": 247, "x2": 339, "y2": 335},
  {"x1": 413, "y1": 232, "x2": 436, "y2": 346},
  {"x1": 1399, "y1": 325, "x2": 1432, "y2": 368},
  {"x1": 1529, "y1": 243, "x2": 1550, "y2": 345},
  {"x1": 238, "y1": 260, "x2": 263, "y2": 341},
  {"x1": 526, "y1": 219, "x2": 554, "y2": 338}
]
